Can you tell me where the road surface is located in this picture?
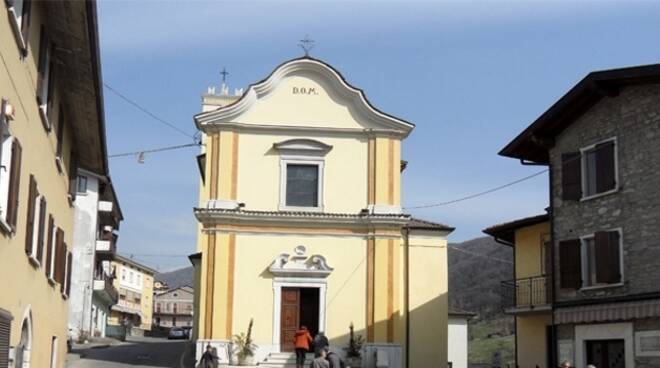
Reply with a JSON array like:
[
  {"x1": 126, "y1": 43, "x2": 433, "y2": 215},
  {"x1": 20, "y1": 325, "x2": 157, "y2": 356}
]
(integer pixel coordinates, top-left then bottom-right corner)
[{"x1": 66, "y1": 336, "x2": 193, "y2": 368}]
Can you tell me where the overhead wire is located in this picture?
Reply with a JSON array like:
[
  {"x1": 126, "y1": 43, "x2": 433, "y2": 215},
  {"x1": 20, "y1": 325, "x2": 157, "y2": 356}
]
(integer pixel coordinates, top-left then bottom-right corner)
[
  {"x1": 404, "y1": 169, "x2": 548, "y2": 210},
  {"x1": 108, "y1": 142, "x2": 200, "y2": 158},
  {"x1": 103, "y1": 82, "x2": 197, "y2": 140}
]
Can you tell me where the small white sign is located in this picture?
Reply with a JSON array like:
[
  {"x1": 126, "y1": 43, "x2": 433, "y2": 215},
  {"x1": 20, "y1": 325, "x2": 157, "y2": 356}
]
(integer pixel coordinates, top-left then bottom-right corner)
[{"x1": 558, "y1": 339, "x2": 574, "y2": 365}]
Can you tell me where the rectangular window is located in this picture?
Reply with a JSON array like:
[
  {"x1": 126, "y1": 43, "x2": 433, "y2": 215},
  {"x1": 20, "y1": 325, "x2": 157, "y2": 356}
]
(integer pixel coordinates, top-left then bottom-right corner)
[
  {"x1": 285, "y1": 164, "x2": 319, "y2": 207},
  {"x1": 0, "y1": 103, "x2": 22, "y2": 233},
  {"x1": 77, "y1": 175, "x2": 87, "y2": 193},
  {"x1": 45, "y1": 219, "x2": 56, "y2": 281},
  {"x1": 581, "y1": 230, "x2": 623, "y2": 288},
  {"x1": 7, "y1": 0, "x2": 31, "y2": 53},
  {"x1": 36, "y1": 26, "x2": 54, "y2": 129},
  {"x1": 581, "y1": 139, "x2": 617, "y2": 198},
  {"x1": 55, "y1": 106, "x2": 64, "y2": 173},
  {"x1": 49, "y1": 336, "x2": 58, "y2": 368},
  {"x1": 24, "y1": 176, "x2": 42, "y2": 266},
  {"x1": 583, "y1": 237, "x2": 598, "y2": 287},
  {"x1": 0, "y1": 309, "x2": 11, "y2": 368},
  {"x1": 562, "y1": 138, "x2": 617, "y2": 200}
]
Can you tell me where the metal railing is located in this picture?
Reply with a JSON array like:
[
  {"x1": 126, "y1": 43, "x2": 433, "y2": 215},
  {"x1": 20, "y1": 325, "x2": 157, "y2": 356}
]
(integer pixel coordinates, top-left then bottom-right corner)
[{"x1": 501, "y1": 275, "x2": 551, "y2": 310}]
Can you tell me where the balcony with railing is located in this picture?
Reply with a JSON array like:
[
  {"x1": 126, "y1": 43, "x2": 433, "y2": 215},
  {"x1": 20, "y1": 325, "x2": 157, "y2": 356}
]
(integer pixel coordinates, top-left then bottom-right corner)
[
  {"x1": 501, "y1": 275, "x2": 552, "y2": 314},
  {"x1": 96, "y1": 231, "x2": 118, "y2": 258},
  {"x1": 93, "y1": 271, "x2": 119, "y2": 305}
]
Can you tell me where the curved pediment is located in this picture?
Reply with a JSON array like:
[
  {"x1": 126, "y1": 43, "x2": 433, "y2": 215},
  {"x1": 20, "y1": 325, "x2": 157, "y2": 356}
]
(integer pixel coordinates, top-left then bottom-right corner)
[
  {"x1": 195, "y1": 57, "x2": 414, "y2": 136},
  {"x1": 273, "y1": 138, "x2": 332, "y2": 156}
]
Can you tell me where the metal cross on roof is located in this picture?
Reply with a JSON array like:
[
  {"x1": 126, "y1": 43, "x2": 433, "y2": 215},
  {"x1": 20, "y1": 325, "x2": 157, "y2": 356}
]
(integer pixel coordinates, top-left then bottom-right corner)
[
  {"x1": 220, "y1": 67, "x2": 229, "y2": 83},
  {"x1": 299, "y1": 35, "x2": 315, "y2": 56}
]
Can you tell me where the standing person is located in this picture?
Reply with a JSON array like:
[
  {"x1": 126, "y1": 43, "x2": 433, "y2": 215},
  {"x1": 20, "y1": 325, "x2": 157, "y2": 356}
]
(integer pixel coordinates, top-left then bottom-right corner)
[
  {"x1": 560, "y1": 361, "x2": 573, "y2": 368},
  {"x1": 325, "y1": 348, "x2": 345, "y2": 368},
  {"x1": 313, "y1": 331, "x2": 329, "y2": 357},
  {"x1": 197, "y1": 344, "x2": 218, "y2": 368},
  {"x1": 293, "y1": 326, "x2": 313, "y2": 368},
  {"x1": 311, "y1": 348, "x2": 330, "y2": 368}
]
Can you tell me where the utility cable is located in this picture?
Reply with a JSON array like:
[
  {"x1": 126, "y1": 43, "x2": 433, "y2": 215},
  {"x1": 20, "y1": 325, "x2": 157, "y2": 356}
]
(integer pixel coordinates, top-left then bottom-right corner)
[
  {"x1": 103, "y1": 83, "x2": 196, "y2": 140},
  {"x1": 448, "y1": 245, "x2": 513, "y2": 265},
  {"x1": 108, "y1": 142, "x2": 200, "y2": 158},
  {"x1": 404, "y1": 169, "x2": 548, "y2": 209}
]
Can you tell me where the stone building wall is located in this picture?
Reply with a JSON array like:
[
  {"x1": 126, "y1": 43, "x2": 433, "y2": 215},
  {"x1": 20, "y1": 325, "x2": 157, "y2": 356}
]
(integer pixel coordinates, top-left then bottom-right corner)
[{"x1": 549, "y1": 83, "x2": 660, "y2": 303}]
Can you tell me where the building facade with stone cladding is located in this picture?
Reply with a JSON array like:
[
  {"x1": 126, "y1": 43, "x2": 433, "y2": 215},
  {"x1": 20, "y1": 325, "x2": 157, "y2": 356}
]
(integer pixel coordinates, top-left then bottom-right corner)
[{"x1": 500, "y1": 64, "x2": 660, "y2": 368}]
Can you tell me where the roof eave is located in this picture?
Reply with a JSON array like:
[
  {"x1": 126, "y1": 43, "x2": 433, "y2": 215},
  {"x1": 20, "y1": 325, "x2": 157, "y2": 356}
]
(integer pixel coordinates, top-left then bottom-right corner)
[{"x1": 500, "y1": 63, "x2": 660, "y2": 163}]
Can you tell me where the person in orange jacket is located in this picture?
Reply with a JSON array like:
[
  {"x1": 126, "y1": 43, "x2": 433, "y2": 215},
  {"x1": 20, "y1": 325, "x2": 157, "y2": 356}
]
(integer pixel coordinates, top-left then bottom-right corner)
[{"x1": 293, "y1": 325, "x2": 313, "y2": 368}]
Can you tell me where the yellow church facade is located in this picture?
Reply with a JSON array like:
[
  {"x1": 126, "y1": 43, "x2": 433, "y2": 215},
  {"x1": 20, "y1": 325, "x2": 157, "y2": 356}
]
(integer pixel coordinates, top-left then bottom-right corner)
[{"x1": 191, "y1": 57, "x2": 452, "y2": 367}]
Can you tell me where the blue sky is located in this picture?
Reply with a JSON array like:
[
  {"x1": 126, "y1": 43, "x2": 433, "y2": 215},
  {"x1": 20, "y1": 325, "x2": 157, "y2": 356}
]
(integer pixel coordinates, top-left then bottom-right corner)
[{"x1": 98, "y1": 1, "x2": 660, "y2": 271}]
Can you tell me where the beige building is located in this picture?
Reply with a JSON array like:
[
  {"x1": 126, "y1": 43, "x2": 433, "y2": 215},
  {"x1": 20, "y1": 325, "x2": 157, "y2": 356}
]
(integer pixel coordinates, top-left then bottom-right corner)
[
  {"x1": 484, "y1": 214, "x2": 552, "y2": 368},
  {"x1": 0, "y1": 1, "x2": 109, "y2": 367},
  {"x1": 154, "y1": 286, "x2": 194, "y2": 328},
  {"x1": 108, "y1": 255, "x2": 156, "y2": 332},
  {"x1": 191, "y1": 57, "x2": 453, "y2": 367}
]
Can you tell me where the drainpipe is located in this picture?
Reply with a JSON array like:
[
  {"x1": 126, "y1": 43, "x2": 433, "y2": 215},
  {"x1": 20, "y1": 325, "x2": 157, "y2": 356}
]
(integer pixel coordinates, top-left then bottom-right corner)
[
  {"x1": 403, "y1": 227, "x2": 410, "y2": 368},
  {"x1": 522, "y1": 157, "x2": 556, "y2": 367},
  {"x1": 548, "y1": 164, "x2": 557, "y2": 368}
]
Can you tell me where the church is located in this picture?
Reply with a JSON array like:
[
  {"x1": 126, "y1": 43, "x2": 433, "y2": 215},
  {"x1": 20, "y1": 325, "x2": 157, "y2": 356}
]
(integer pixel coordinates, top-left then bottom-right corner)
[{"x1": 190, "y1": 56, "x2": 453, "y2": 367}]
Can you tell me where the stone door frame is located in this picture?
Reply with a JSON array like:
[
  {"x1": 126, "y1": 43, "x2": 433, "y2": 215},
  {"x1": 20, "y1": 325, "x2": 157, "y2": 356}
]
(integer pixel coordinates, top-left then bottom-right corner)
[{"x1": 272, "y1": 278, "x2": 327, "y2": 352}]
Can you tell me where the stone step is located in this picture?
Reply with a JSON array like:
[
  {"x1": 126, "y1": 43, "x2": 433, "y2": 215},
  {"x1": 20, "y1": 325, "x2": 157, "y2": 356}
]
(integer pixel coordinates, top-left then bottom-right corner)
[{"x1": 258, "y1": 352, "x2": 314, "y2": 367}]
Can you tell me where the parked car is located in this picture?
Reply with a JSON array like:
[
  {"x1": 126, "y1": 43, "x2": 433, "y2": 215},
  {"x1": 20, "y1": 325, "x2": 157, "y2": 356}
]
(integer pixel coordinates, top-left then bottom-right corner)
[
  {"x1": 167, "y1": 327, "x2": 186, "y2": 340},
  {"x1": 181, "y1": 326, "x2": 193, "y2": 339}
]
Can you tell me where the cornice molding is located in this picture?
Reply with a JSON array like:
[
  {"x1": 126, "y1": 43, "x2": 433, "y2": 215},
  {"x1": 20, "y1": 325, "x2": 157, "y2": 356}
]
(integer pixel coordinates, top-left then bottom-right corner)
[
  {"x1": 194, "y1": 208, "x2": 411, "y2": 230},
  {"x1": 194, "y1": 58, "x2": 414, "y2": 137}
]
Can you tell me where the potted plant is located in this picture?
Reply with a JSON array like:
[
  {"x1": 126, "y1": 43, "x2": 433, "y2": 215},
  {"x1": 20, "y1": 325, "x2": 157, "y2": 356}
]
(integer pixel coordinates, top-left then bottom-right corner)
[
  {"x1": 233, "y1": 318, "x2": 257, "y2": 365},
  {"x1": 344, "y1": 323, "x2": 364, "y2": 368}
]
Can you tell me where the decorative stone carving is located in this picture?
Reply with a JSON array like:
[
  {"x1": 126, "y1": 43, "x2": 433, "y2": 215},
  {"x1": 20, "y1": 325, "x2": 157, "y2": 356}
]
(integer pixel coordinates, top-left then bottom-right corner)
[{"x1": 269, "y1": 246, "x2": 333, "y2": 278}]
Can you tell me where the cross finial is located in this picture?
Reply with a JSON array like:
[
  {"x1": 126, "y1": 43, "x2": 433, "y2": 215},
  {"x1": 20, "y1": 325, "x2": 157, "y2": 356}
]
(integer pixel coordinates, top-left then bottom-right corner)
[
  {"x1": 299, "y1": 34, "x2": 315, "y2": 56},
  {"x1": 220, "y1": 67, "x2": 229, "y2": 84}
]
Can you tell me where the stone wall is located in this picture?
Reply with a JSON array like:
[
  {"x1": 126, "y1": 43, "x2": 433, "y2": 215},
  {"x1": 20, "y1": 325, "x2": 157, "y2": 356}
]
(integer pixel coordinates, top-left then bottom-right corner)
[{"x1": 549, "y1": 83, "x2": 660, "y2": 302}]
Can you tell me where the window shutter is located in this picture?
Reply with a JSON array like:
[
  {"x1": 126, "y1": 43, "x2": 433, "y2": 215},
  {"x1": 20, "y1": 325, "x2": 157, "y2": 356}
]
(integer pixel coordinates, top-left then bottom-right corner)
[
  {"x1": 559, "y1": 239, "x2": 582, "y2": 289},
  {"x1": 46, "y1": 60, "x2": 55, "y2": 116},
  {"x1": 0, "y1": 311, "x2": 10, "y2": 367},
  {"x1": 6, "y1": 139, "x2": 22, "y2": 230},
  {"x1": 36, "y1": 26, "x2": 48, "y2": 104},
  {"x1": 45, "y1": 215, "x2": 54, "y2": 277},
  {"x1": 595, "y1": 141, "x2": 616, "y2": 193},
  {"x1": 36, "y1": 196, "x2": 46, "y2": 264},
  {"x1": 60, "y1": 246, "x2": 67, "y2": 293},
  {"x1": 19, "y1": 0, "x2": 32, "y2": 55},
  {"x1": 68, "y1": 152, "x2": 78, "y2": 201},
  {"x1": 64, "y1": 251, "x2": 72, "y2": 296},
  {"x1": 56, "y1": 108, "x2": 64, "y2": 158},
  {"x1": 561, "y1": 153, "x2": 582, "y2": 200},
  {"x1": 54, "y1": 228, "x2": 64, "y2": 283},
  {"x1": 595, "y1": 231, "x2": 622, "y2": 284},
  {"x1": 24, "y1": 175, "x2": 37, "y2": 255}
]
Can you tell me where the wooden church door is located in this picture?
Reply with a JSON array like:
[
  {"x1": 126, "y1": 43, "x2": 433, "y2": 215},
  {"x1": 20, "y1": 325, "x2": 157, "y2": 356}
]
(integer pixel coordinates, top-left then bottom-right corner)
[{"x1": 280, "y1": 288, "x2": 300, "y2": 351}]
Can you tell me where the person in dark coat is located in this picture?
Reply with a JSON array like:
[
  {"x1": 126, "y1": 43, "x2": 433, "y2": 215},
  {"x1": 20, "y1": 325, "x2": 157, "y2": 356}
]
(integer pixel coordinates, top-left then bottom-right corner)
[
  {"x1": 313, "y1": 332, "x2": 329, "y2": 357},
  {"x1": 311, "y1": 348, "x2": 330, "y2": 368},
  {"x1": 325, "y1": 348, "x2": 344, "y2": 368},
  {"x1": 198, "y1": 344, "x2": 218, "y2": 368}
]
